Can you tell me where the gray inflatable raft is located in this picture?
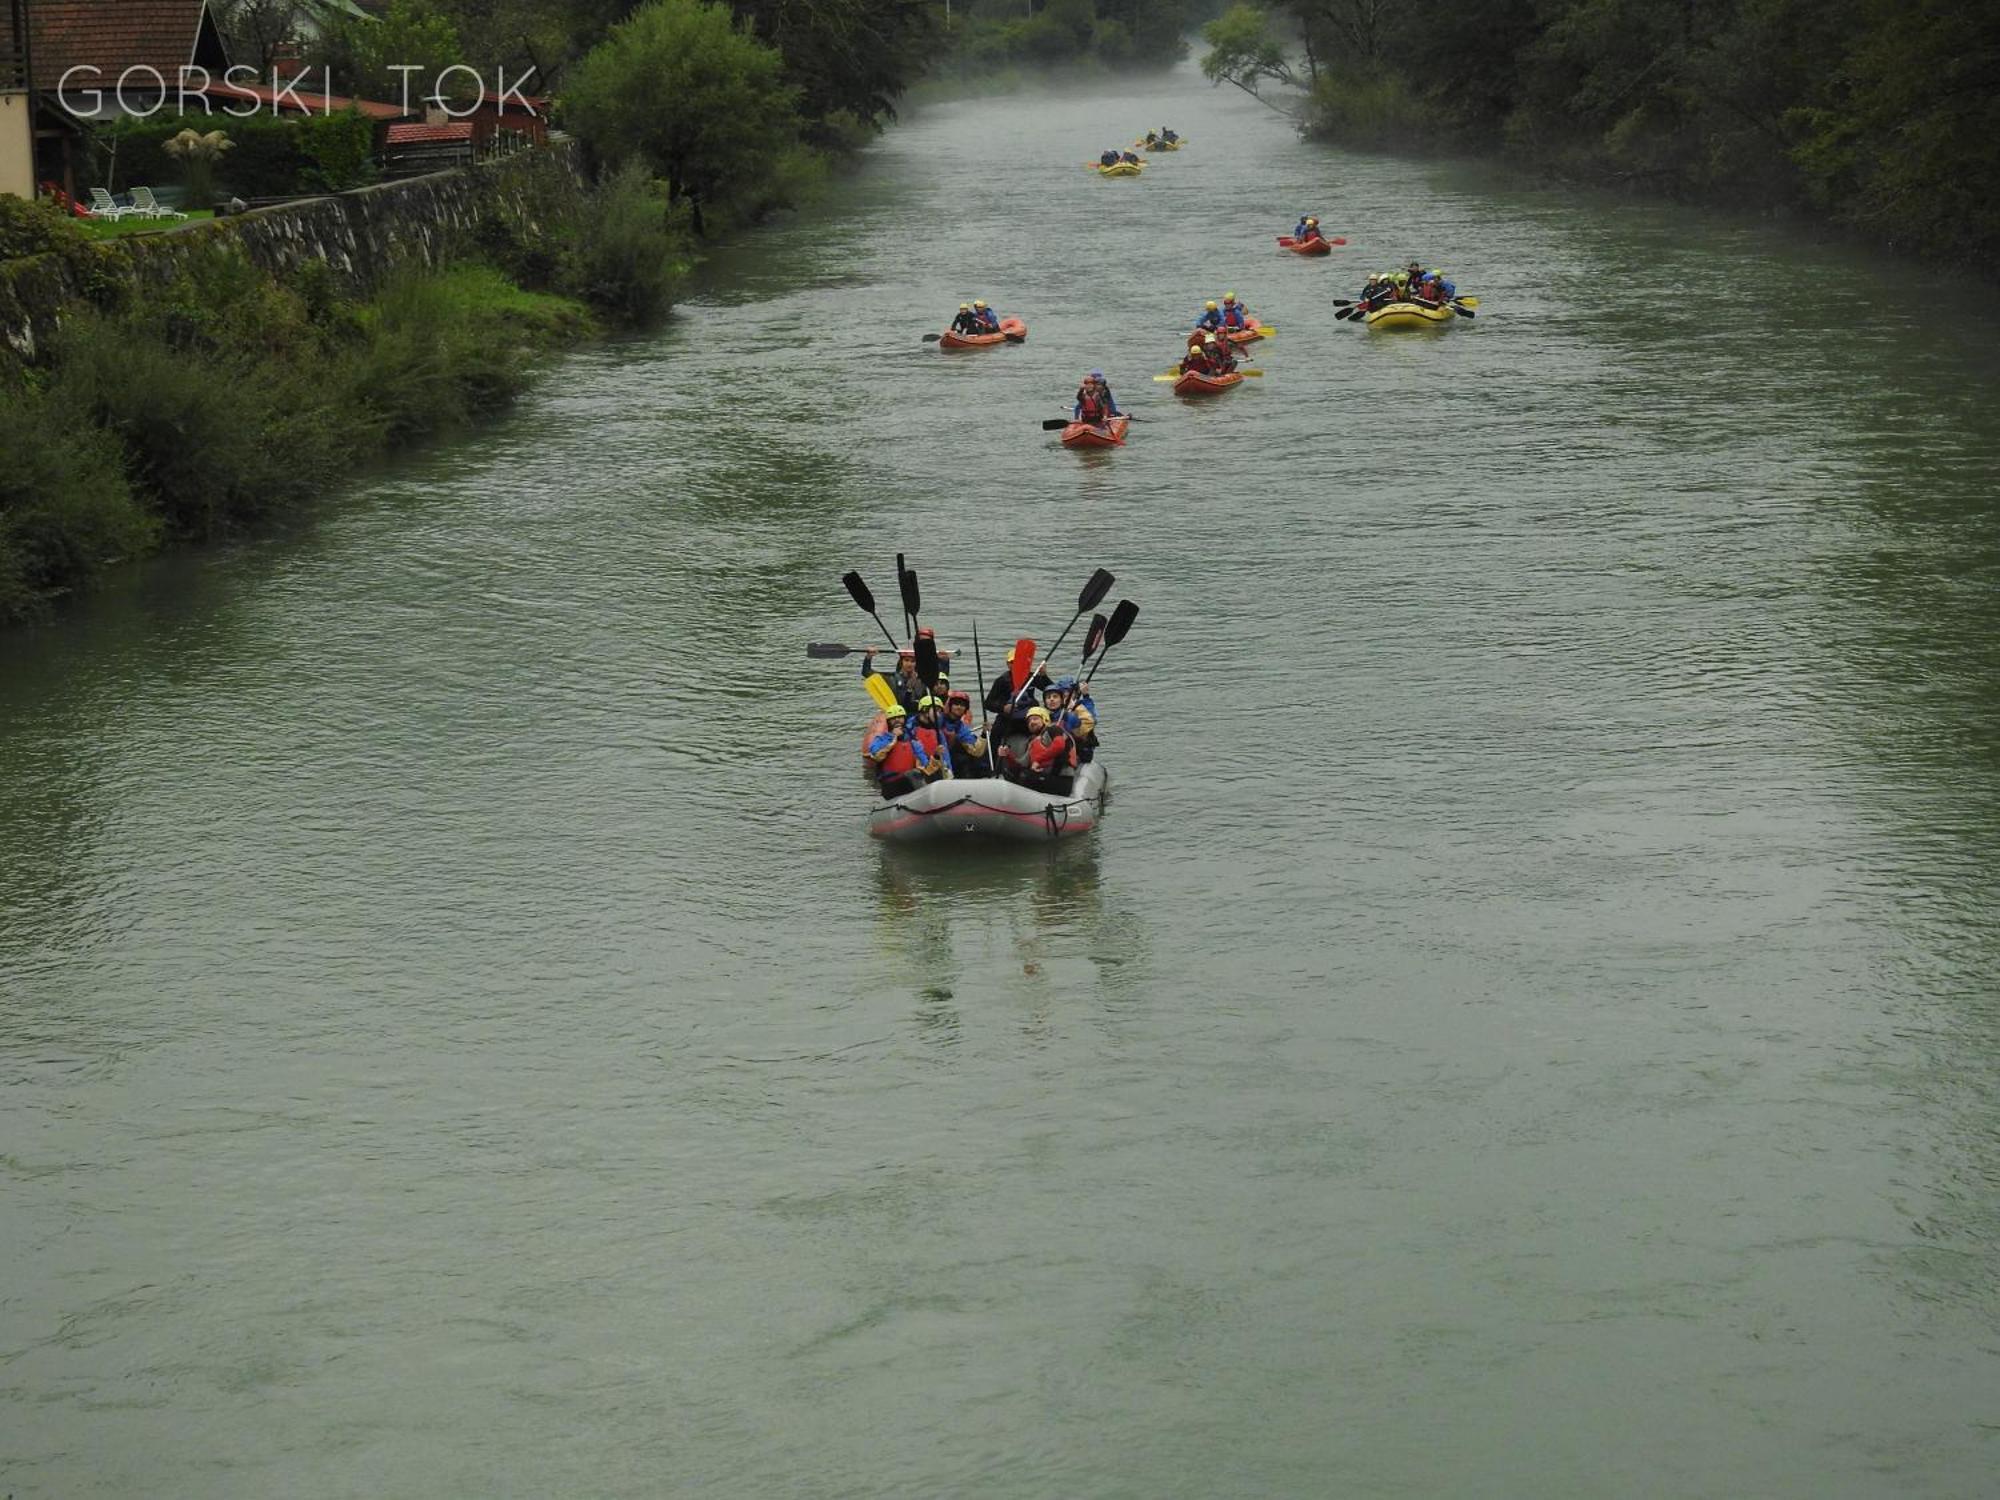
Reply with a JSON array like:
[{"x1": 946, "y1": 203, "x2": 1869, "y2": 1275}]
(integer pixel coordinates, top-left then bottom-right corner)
[{"x1": 869, "y1": 762, "x2": 1108, "y2": 842}]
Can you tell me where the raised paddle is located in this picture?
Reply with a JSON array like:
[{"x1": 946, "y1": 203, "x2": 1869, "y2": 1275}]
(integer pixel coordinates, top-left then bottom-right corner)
[
  {"x1": 864, "y1": 670, "x2": 899, "y2": 715},
  {"x1": 808, "y1": 642, "x2": 956, "y2": 660},
  {"x1": 895, "y1": 553, "x2": 913, "y2": 641},
  {"x1": 974, "y1": 621, "x2": 996, "y2": 774},
  {"x1": 1080, "y1": 612, "x2": 1108, "y2": 667},
  {"x1": 900, "y1": 562, "x2": 923, "y2": 646},
  {"x1": 1080, "y1": 599, "x2": 1138, "y2": 687},
  {"x1": 843, "y1": 571, "x2": 902, "y2": 652},
  {"x1": 914, "y1": 635, "x2": 951, "y2": 780}
]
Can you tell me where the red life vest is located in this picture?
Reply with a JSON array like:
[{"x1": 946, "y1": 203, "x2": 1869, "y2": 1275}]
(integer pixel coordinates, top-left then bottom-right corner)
[
  {"x1": 1027, "y1": 731, "x2": 1072, "y2": 773},
  {"x1": 878, "y1": 732, "x2": 918, "y2": 777},
  {"x1": 915, "y1": 725, "x2": 942, "y2": 762},
  {"x1": 1078, "y1": 394, "x2": 1108, "y2": 422}
]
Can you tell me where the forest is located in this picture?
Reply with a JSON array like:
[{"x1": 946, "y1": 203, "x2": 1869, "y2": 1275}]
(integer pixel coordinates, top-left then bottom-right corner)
[{"x1": 1202, "y1": 0, "x2": 1999, "y2": 262}]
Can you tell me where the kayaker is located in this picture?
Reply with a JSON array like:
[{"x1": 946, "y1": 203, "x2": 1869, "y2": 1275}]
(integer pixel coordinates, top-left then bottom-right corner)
[
  {"x1": 972, "y1": 299, "x2": 999, "y2": 332},
  {"x1": 1204, "y1": 334, "x2": 1237, "y2": 373},
  {"x1": 1179, "y1": 342, "x2": 1212, "y2": 376},
  {"x1": 940, "y1": 690, "x2": 989, "y2": 777},
  {"x1": 1099, "y1": 149, "x2": 1120, "y2": 167},
  {"x1": 1160, "y1": 127, "x2": 1179, "y2": 143},
  {"x1": 1294, "y1": 215, "x2": 1323, "y2": 243},
  {"x1": 1194, "y1": 299, "x2": 1224, "y2": 332},
  {"x1": 1072, "y1": 370, "x2": 1122, "y2": 424},
  {"x1": 912, "y1": 695, "x2": 951, "y2": 778},
  {"x1": 1219, "y1": 292, "x2": 1250, "y2": 330},
  {"x1": 867, "y1": 702, "x2": 934, "y2": 799},
  {"x1": 950, "y1": 303, "x2": 982, "y2": 334},
  {"x1": 1119, "y1": 150, "x2": 1141, "y2": 165},
  {"x1": 1016, "y1": 706, "x2": 1077, "y2": 793}
]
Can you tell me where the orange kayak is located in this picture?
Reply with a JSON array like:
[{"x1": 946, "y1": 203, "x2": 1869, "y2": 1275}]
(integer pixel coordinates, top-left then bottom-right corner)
[
  {"x1": 939, "y1": 315, "x2": 1027, "y2": 350},
  {"x1": 1222, "y1": 318, "x2": 1265, "y2": 345},
  {"x1": 1173, "y1": 369, "x2": 1243, "y2": 396},
  {"x1": 1284, "y1": 237, "x2": 1333, "y2": 257},
  {"x1": 1060, "y1": 416, "x2": 1130, "y2": 449}
]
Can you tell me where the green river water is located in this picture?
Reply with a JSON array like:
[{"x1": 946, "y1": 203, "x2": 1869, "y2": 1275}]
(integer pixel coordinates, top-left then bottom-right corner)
[{"x1": 4, "y1": 66, "x2": 2000, "y2": 1499}]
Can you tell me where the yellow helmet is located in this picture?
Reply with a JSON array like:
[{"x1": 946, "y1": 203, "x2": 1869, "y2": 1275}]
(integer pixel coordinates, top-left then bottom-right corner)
[
  {"x1": 1223, "y1": 292, "x2": 1237, "y2": 301},
  {"x1": 973, "y1": 300, "x2": 987, "y2": 309},
  {"x1": 1025, "y1": 706, "x2": 1050, "y2": 726},
  {"x1": 884, "y1": 703, "x2": 908, "y2": 720},
  {"x1": 1306, "y1": 216, "x2": 1318, "y2": 225},
  {"x1": 958, "y1": 303, "x2": 970, "y2": 311},
  {"x1": 1204, "y1": 300, "x2": 1218, "y2": 310},
  {"x1": 916, "y1": 695, "x2": 940, "y2": 710}
]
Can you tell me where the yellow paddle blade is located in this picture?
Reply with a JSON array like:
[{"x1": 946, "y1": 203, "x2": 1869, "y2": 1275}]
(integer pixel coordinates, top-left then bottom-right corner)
[
  {"x1": 1153, "y1": 373, "x2": 1180, "y2": 381},
  {"x1": 1238, "y1": 369, "x2": 1264, "y2": 376},
  {"x1": 1454, "y1": 296, "x2": 1479, "y2": 308},
  {"x1": 864, "y1": 673, "x2": 898, "y2": 713}
]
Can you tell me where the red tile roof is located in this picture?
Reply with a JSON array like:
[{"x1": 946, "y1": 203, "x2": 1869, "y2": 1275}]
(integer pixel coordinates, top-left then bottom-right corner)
[
  {"x1": 197, "y1": 79, "x2": 409, "y2": 120},
  {"x1": 28, "y1": 0, "x2": 216, "y2": 92},
  {"x1": 385, "y1": 122, "x2": 473, "y2": 144}
]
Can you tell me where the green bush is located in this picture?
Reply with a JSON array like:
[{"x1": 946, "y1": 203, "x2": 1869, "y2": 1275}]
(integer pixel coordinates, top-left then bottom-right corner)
[
  {"x1": 558, "y1": 161, "x2": 690, "y2": 325},
  {"x1": 97, "y1": 110, "x2": 379, "y2": 202},
  {"x1": 0, "y1": 378, "x2": 154, "y2": 621},
  {"x1": 0, "y1": 195, "x2": 89, "y2": 259}
]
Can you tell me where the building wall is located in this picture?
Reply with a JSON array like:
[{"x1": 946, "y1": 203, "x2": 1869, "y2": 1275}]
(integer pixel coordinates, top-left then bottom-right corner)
[{"x1": 0, "y1": 91, "x2": 32, "y2": 198}]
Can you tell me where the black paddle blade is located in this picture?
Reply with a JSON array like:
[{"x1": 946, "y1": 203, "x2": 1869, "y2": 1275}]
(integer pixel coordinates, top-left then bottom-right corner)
[
  {"x1": 842, "y1": 571, "x2": 875, "y2": 613},
  {"x1": 1103, "y1": 598, "x2": 1138, "y2": 648},
  {"x1": 1041, "y1": 418, "x2": 1070, "y2": 430},
  {"x1": 900, "y1": 566, "x2": 921, "y2": 619},
  {"x1": 921, "y1": 333, "x2": 942, "y2": 342},
  {"x1": 1082, "y1": 612, "x2": 1108, "y2": 659},
  {"x1": 1077, "y1": 568, "x2": 1114, "y2": 614},
  {"x1": 915, "y1": 635, "x2": 941, "y2": 687},
  {"x1": 806, "y1": 642, "x2": 854, "y2": 658}
]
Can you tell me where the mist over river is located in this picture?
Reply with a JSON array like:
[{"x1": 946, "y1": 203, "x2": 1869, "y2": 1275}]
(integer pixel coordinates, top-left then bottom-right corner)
[{"x1": 4, "y1": 63, "x2": 2000, "y2": 1499}]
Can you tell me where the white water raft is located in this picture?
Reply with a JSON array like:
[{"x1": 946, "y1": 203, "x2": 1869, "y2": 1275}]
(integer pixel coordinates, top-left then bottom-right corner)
[{"x1": 869, "y1": 762, "x2": 1108, "y2": 842}]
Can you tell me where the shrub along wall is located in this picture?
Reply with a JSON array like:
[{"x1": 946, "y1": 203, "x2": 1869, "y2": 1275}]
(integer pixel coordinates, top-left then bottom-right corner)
[
  {"x1": 99, "y1": 109, "x2": 383, "y2": 201},
  {"x1": 0, "y1": 144, "x2": 585, "y2": 362}
]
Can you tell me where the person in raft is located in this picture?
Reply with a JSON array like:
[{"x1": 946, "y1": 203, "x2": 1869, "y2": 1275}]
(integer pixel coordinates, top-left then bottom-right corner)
[
  {"x1": 1294, "y1": 215, "x2": 1324, "y2": 243},
  {"x1": 1219, "y1": 292, "x2": 1251, "y2": 330},
  {"x1": 1100, "y1": 149, "x2": 1121, "y2": 167},
  {"x1": 1042, "y1": 680, "x2": 1100, "y2": 765},
  {"x1": 971, "y1": 299, "x2": 999, "y2": 332},
  {"x1": 1194, "y1": 299, "x2": 1224, "y2": 332},
  {"x1": 860, "y1": 637, "x2": 935, "y2": 711},
  {"x1": 950, "y1": 303, "x2": 982, "y2": 335},
  {"x1": 938, "y1": 690, "x2": 990, "y2": 777},
  {"x1": 1119, "y1": 149, "x2": 1142, "y2": 165},
  {"x1": 1012, "y1": 706, "x2": 1078, "y2": 793},
  {"x1": 1204, "y1": 333, "x2": 1237, "y2": 373},
  {"x1": 1072, "y1": 371, "x2": 1122, "y2": 425},
  {"x1": 1160, "y1": 127, "x2": 1179, "y2": 143},
  {"x1": 868, "y1": 702, "x2": 935, "y2": 798},
  {"x1": 985, "y1": 645, "x2": 1053, "y2": 753}
]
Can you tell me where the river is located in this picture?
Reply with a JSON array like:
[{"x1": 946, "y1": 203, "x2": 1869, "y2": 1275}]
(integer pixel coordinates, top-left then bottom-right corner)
[{"x1": 4, "y1": 65, "x2": 1999, "y2": 1499}]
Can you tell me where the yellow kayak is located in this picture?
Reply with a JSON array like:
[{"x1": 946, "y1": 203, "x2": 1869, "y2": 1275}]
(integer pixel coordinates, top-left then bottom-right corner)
[
  {"x1": 1364, "y1": 300, "x2": 1455, "y2": 330},
  {"x1": 1135, "y1": 139, "x2": 1180, "y2": 152},
  {"x1": 1098, "y1": 161, "x2": 1143, "y2": 177}
]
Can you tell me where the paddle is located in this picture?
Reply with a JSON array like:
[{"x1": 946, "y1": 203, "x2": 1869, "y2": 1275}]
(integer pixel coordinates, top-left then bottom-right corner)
[
  {"x1": 923, "y1": 324, "x2": 1027, "y2": 343},
  {"x1": 914, "y1": 634, "x2": 950, "y2": 781},
  {"x1": 843, "y1": 571, "x2": 902, "y2": 652},
  {"x1": 1277, "y1": 235, "x2": 1347, "y2": 247},
  {"x1": 808, "y1": 642, "x2": 956, "y2": 660},
  {"x1": 899, "y1": 561, "x2": 922, "y2": 647},
  {"x1": 1041, "y1": 414, "x2": 1144, "y2": 430},
  {"x1": 1080, "y1": 599, "x2": 1138, "y2": 687},
  {"x1": 864, "y1": 670, "x2": 899, "y2": 715},
  {"x1": 1080, "y1": 612, "x2": 1108, "y2": 668},
  {"x1": 974, "y1": 621, "x2": 995, "y2": 774},
  {"x1": 1154, "y1": 368, "x2": 1263, "y2": 380}
]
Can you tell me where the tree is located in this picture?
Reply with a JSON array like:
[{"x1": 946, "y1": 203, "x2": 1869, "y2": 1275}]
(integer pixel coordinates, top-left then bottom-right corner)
[
  {"x1": 1201, "y1": 4, "x2": 1304, "y2": 97},
  {"x1": 316, "y1": 0, "x2": 465, "y2": 108},
  {"x1": 561, "y1": 0, "x2": 799, "y2": 229},
  {"x1": 727, "y1": 0, "x2": 938, "y2": 140}
]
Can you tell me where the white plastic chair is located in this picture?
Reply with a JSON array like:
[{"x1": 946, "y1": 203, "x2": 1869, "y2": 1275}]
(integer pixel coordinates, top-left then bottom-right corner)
[
  {"x1": 88, "y1": 187, "x2": 131, "y2": 220},
  {"x1": 129, "y1": 187, "x2": 186, "y2": 221}
]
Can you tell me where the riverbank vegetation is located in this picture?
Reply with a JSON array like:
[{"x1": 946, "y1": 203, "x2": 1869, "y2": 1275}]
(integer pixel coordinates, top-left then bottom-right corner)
[{"x1": 1203, "y1": 0, "x2": 2000, "y2": 262}]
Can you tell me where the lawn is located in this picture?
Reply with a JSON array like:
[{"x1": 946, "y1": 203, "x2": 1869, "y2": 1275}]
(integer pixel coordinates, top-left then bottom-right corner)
[{"x1": 75, "y1": 210, "x2": 215, "y2": 240}]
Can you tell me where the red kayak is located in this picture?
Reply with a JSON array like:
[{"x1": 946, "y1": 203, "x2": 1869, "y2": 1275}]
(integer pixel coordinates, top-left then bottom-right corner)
[
  {"x1": 1282, "y1": 236, "x2": 1334, "y2": 257},
  {"x1": 939, "y1": 316, "x2": 1027, "y2": 350},
  {"x1": 1060, "y1": 416, "x2": 1130, "y2": 449},
  {"x1": 1222, "y1": 318, "x2": 1265, "y2": 345},
  {"x1": 1173, "y1": 370, "x2": 1243, "y2": 396}
]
